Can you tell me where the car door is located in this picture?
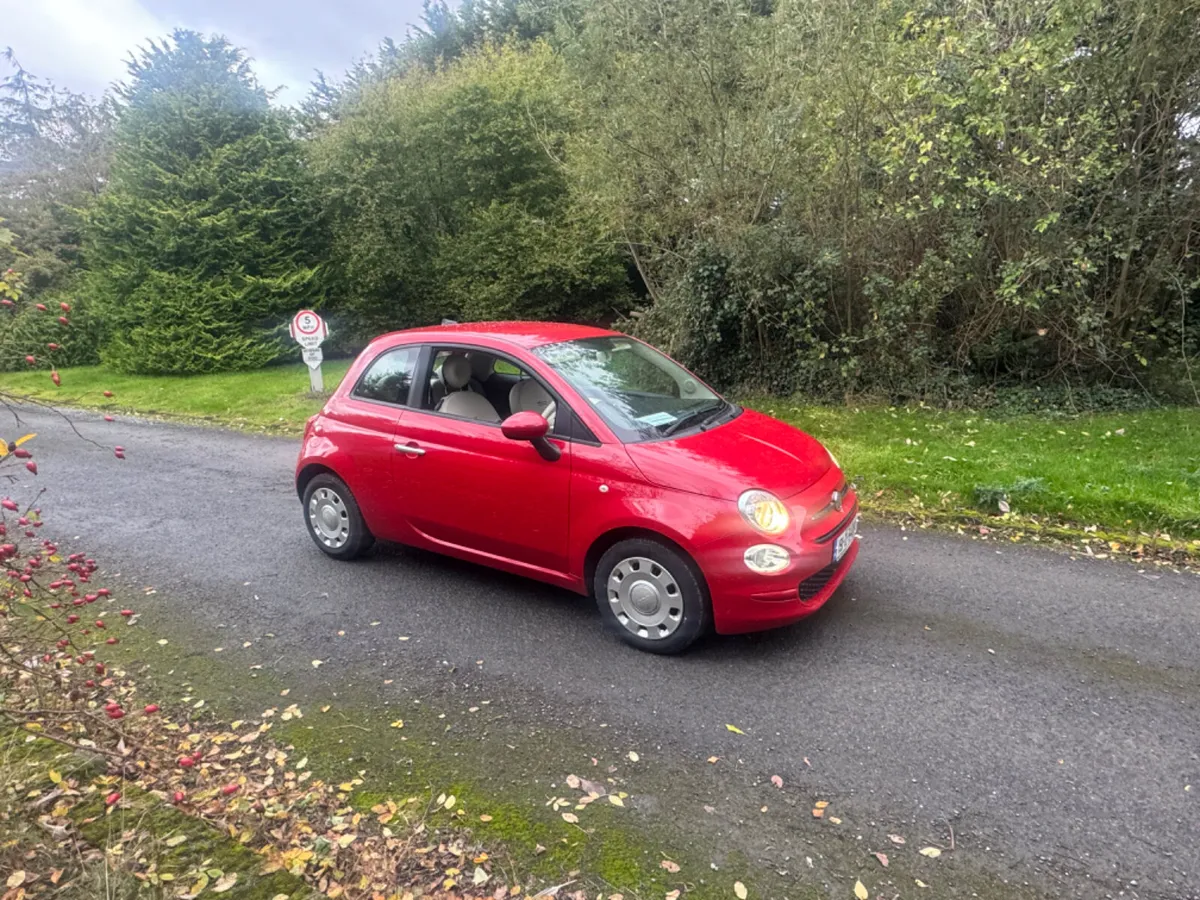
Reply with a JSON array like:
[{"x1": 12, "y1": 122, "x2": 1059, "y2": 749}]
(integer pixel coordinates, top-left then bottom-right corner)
[
  {"x1": 323, "y1": 344, "x2": 421, "y2": 540},
  {"x1": 393, "y1": 345, "x2": 572, "y2": 578}
]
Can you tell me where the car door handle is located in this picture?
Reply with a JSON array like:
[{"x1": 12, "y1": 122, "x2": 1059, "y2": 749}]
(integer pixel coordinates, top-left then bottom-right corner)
[{"x1": 394, "y1": 443, "x2": 426, "y2": 456}]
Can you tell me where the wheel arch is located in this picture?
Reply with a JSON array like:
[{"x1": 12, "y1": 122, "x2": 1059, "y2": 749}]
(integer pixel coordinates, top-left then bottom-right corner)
[
  {"x1": 583, "y1": 526, "x2": 710, "y2": 599},
  {"x1": 296, "y1": 462, "x2": 339, "y2": 500}
]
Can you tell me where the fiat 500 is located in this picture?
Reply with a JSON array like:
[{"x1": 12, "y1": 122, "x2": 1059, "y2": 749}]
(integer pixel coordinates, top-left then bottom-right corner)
[{"x1": 295, "y1": 322, "x2": 859, "y2": 653}]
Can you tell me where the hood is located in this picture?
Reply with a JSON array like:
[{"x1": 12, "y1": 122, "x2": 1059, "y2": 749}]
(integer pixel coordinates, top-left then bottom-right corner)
[{"x1": 625, "y1": 408, "x2": 833, "y2": 502}]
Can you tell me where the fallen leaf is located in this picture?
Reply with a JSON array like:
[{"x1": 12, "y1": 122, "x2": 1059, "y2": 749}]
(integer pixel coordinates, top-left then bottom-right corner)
[
  {"x1": 311, "y1": 659, "x2": 323, "y2": 668},
  {"x1": 815, "y1": 800, "x2": 830, "y2": 809},
  {"x1": 473, "y1": 866, "x2": 490, "y2": 886},
  {"x1": 919, "y1": 847, "x2": 942, "y2": 858},
  {"x1": 726, "y1": 724, "x2": 745, "y2": 735},
  {"x1": 888, "y1": 834, "x2": 906, "y2": 845},
  {"x1": 444, "y1": 794, "x2": 456, "y2": 810},
  {"x1": 734, "y1": 881, "x2": 748, "y2": 899},
  {"x1": 707, "y1": 756, "x2": 720, "y2": 764},
  {"x1": 627, "y1": 751, "x2": 639, "y2": 762},
  {"x1": 812, "y1": 807, "x2": 824, "y2": 818},
  {"x1": 7, "y1": 872, "x2": 26, "y2": 889},
  {"x1": 566, "y1": 774, "x2": 581, "y2": 789},
  {"x1": 855, "y1": 879, "x2": 868, "y2": 900},
  {"x1": 874, "y1": 852, "x2": 888, "y2": 867},
  {"x1": 213, "y1": 872, "x2": 238, "y2": 893},
  {"x1": 48, "y1": 768, "x2": 62, "y2": 784},
  {"x1": 608, "y1": 795, "x2": 625, "y2": 807},
  {"x1": 828, "y1": 816, "x2": 842, "y2": 824},
  {"x1": 660, "y1": 860, "x2": 680, "y2": 874},
  {"x1": 561, "y1": 812, "x2": 579, "y2": 824},
  {"x1": 480, "y1": 814, "x2": 493, "y2": 822},
  {"x1": 166, "y1": 834, "x2": 188, "y2": 847},
  {"x1": 390, "y1": 719, "x2": 404, "y2": 728},
  {"x1": 915, "y1": 879, "x2": 929, "y2": 888},
  {"x1": 50, "y1": 870, "x2": 62, "y2": 885}
]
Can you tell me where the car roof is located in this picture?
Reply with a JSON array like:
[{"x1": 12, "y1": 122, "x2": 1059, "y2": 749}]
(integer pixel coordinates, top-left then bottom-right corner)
[{"x1": 374, "y1": 321, "x2": 621, "y2": 351}]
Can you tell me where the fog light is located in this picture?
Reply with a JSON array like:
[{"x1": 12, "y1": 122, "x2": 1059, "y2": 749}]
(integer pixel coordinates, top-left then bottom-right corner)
[{"x1": 743, "y1": 544, "x2": 790, "y2": 574}]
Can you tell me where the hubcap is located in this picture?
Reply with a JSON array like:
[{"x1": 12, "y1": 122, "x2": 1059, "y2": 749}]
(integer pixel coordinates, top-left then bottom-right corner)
[
  {"x1": 607, "y1": 556, "x2": 683, "y2": 640},
  {"x1": 308, "y1": 488, "x2": 350, "y2": 549}
]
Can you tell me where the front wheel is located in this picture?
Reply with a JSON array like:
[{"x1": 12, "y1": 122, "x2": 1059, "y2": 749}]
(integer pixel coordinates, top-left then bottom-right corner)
[
  {"x1": 594, "y1": 538, "x2": 711, "y2": 654},
  {"x1": 302, "y1": 473, "x2": 374, "y2": 560}
]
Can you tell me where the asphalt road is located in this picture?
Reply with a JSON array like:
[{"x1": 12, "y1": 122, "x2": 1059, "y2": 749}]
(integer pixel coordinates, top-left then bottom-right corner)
[{"x1": 11, "y1": 406, "x2": 1200, "y2": 899}]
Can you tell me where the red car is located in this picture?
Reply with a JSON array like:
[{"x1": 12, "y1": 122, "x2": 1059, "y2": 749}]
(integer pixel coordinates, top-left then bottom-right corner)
[{"x1": 296, "y1": 322, "x2": 859, "y2": 653}]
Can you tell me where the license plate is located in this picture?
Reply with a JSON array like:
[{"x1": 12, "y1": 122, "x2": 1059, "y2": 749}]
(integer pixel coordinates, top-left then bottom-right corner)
[{"x1": 833, "y1": 515, "x2": 859, "y2": 562}]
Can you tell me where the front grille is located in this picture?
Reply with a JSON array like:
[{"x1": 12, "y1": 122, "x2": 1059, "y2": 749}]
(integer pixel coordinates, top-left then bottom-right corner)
[{"x1": 799, "y1": 559, "x2": 840, "y2": 601}]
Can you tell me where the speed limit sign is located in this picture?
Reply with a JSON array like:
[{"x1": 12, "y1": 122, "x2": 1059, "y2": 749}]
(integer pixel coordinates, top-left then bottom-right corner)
[{"x1": 290, "y1": 310, "x2": 328, "y2": 392}]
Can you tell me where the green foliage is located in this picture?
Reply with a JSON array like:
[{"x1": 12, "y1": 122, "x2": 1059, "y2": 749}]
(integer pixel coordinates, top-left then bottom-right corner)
[
  {"x1": 564, "y1": 0, "x2": 1200, "y2": 400},
  {"x1": 85, "y1": 31, "x2": 326, "y2": 375},
  {"x1": 310, "y1": 41, "x2": 630, "y2": 339}
]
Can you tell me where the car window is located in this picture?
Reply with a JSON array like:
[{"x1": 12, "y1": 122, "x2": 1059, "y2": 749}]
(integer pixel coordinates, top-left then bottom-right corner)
[{"x1": 352, "y1": 346, "x2": 420, "y2": 405}]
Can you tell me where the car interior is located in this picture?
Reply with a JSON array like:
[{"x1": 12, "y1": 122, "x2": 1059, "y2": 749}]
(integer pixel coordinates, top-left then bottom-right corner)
[{"x1": 425, "y1": 349, "x2": 558, "y2": 430}]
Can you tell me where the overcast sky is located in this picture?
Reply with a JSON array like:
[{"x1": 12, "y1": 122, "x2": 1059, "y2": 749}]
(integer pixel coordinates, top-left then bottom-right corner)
[{"x1": 0, "y1": 0, "x2": 434, "y2": 106}]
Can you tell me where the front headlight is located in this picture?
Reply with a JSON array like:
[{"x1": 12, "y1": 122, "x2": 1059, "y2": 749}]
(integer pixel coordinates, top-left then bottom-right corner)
[
  {"x1": 744, "y1": 544, "x2": 790, "y2": 574},
  {"x1": 738, "y1": 489, "x2": 790, "y2": 535}
]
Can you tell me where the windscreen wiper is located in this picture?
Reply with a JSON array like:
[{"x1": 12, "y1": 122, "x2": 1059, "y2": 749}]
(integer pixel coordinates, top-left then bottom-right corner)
[{"x1": 660, "y1": 403, "x2": 722, "y2": 438}]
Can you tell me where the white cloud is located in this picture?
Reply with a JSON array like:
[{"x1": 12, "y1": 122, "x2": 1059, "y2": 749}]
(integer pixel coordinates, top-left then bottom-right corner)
[{"x1": 1, "y1": 0, "x2": 307, "y2": 104}]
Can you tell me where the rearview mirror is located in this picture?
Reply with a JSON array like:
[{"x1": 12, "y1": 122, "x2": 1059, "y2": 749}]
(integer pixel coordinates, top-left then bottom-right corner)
[{"x1": 501, "y1": 411, "x2": 560, "y2": 462}]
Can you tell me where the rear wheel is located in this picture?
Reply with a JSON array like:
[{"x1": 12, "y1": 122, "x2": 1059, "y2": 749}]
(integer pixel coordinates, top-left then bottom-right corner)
[
  {"x1": 594, "y1": 538, "x2": 710, "y2": 654},
  {"x1": 303, "y1": 473, "x2": 374, "y2": 560}
]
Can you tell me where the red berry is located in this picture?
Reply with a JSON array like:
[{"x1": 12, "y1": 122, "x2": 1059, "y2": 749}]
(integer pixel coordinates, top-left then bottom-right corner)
[
  {"x1": 105, "y1": 791, "x2": 121, "y2": 806},
  {"x1": 66, "y1": 614, "x2": 79, "y2": 624},
  {"x1": 178, "y1": 756, "x2": 195, "y2": 768},
  {"x1": 24, "y1": 355, "x2": 35, "y2": 365},
  {"x1": 24, "y1": 462, "x2": 36, "y2": 475},
  {"x1": 104, "y1": 702, "x2": 121, "y2": 713},
  {"x1": 143, "y1": 704, "x2": 158, "y2": 714},
  {"x1": 51, "y1": 371, "x2": 61, "y2": 386},
  {"x1": 106, "y1": 637, "x2": 118, "y2": 644},
  {"x1": 107, "y1": 709, "x2": 124, "y2": 719},
  {"x1": 1, "y1": 499, "x2": 18, "y2": 512},
  {"x1": 114, "y1": 448, "x2": 125, "y2": 460},
  {"x1": 60, "y1": 301, "x2": 70, "y2": 312},
  {"x1": 221, "y1": 784, "x2": 239, "y2": 796},
  {"x1": 104, "y1": 415, "x2": 115, "y2": 422},
  {"x1": 13, "y1": 449, "x2": 29, "y2": 459},
  {"x1": 119, "y1": 609, "x2": 133, "y2": 617},
  {"x1": 85, "y1": 679, "x2": 95, "y2": 688},
  {"x1": 172, "y1": 790, "x2": 185, "y2": 804},
  {"x1": 57, "y1": 316, "x2": 68, "y2": 325},
  {"x1": 103, "y1": 390, "x2": 114, "y2": 398},
  {"x1": 0, "y1": 299, "x2": 12, "y2": 307},
  {"x1": 35, "y1": 303, "x2": 47, "y2": 311},
  {"x1": 94, "y1": 620, "x2": 105, "y2": 628},
  {"x1": 47, "y1": 342, "x2": 59, "y2": 350},
  {"x1": 94, "y1": 663, "x2": 105, "y2": 675},
  {"x1": 97, "y1": 589, "x2": 111, "y2": 597}
]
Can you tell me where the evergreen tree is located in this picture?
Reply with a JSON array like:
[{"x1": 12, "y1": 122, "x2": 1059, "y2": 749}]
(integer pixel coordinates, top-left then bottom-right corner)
[{"x1": 86, "y1": 30, "x2": 324, "y2": 374}]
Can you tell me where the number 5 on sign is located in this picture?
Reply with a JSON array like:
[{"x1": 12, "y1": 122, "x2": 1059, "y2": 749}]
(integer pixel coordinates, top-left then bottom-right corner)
[{"x1": 290, "y1": 310, "x2": 328, "y2": 393}]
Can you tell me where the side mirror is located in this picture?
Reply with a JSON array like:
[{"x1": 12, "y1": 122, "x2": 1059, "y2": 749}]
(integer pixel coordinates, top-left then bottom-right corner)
[{"x1": 501, "y1": 411, "x2": 560, "y2": 462}]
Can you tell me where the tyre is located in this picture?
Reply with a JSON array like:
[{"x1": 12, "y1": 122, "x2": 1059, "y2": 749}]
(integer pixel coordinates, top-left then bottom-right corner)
[
  {"x1": 302, "y1": 473, "x2": 374, "y2": 560},
  {"x1": 594, "y1": 538, "x2": 711, "y2": 654}
]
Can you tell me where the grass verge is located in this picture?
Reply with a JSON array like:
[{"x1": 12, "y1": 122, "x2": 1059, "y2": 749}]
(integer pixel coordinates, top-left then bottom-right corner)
[{"x1": 2, "y1": 363, "x2": 1197, "y2": 554}]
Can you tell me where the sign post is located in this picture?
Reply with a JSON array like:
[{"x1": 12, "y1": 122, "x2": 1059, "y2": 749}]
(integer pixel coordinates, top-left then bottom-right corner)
[{"x1": 290, "y1": 310, "x2": 328, "y2": 393}]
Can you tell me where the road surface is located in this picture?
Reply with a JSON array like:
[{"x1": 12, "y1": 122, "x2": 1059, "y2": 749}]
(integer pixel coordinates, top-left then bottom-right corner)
[{"x1": 11, "y1": 406, "x2": 1199, "y2": 898}]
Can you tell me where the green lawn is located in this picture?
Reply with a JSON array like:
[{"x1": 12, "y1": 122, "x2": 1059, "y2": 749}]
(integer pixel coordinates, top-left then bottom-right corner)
[
  {"x1": 0, "y1": 360, "x2": 353, "y2": 433},
  {"x1": 763, "y1": 401, "x2": 1200, "y2": 541},
  {"x1": 3, "y1": 363, "x2": 1198, "y2": 541}
]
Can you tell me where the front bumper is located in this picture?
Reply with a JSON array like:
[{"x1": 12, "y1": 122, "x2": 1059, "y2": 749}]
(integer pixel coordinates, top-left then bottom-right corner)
[{"x1": 697, "y1": 483, "x2": 861, "y2": 635}]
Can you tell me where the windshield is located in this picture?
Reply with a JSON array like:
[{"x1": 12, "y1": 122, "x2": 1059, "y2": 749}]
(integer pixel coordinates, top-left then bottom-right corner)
[{"x1": 534, "y1": 336, "x2": 727, "y2": 443}]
